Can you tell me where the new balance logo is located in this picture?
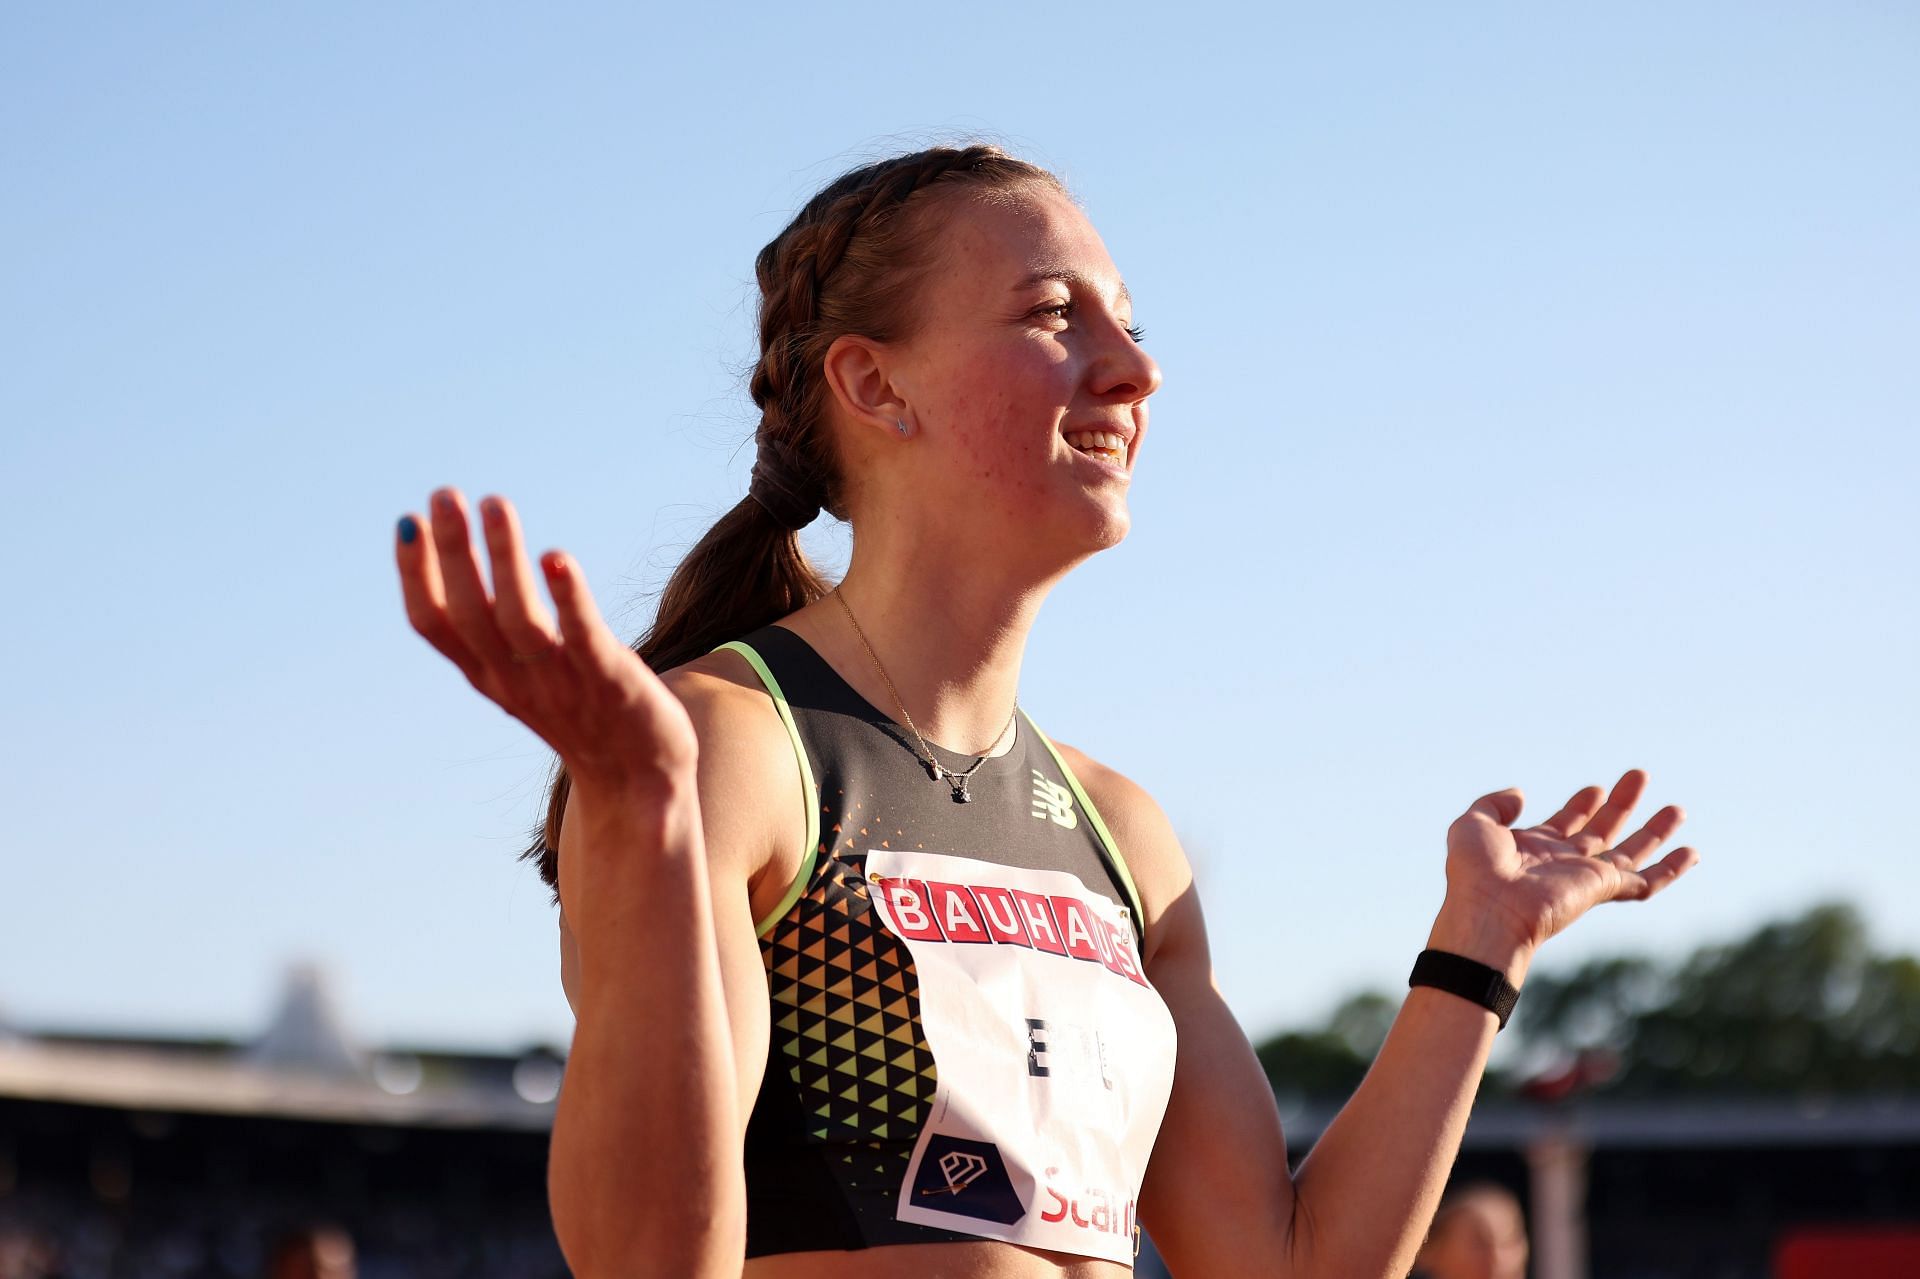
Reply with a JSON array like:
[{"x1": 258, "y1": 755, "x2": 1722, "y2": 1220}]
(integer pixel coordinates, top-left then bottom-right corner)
[{"x1": 1031, "y1": 770, "x2": 1077, "y2": 828}]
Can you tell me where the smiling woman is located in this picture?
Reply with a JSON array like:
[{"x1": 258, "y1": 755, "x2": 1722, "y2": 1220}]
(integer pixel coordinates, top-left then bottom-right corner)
[{"x1": 392, "y1": 142, "x2": 1698, "y2": 1279}]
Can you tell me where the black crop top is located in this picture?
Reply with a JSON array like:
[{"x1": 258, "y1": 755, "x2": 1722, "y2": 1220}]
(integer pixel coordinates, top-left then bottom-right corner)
[{"x1": 714, "y1": 624, "x2": 1175, "y2": 1264}]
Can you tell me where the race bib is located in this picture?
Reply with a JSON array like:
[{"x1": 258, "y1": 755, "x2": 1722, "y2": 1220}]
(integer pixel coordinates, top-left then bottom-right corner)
[{"x1": 866, "y1": 848, "x2": 1178, "y2": 1265}]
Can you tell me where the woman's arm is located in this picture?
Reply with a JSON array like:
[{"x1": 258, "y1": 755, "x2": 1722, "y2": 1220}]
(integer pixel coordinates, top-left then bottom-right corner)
[
  {"x1": 396, "y1": 489, "x2": 791, "y2": 1278},
  {"x1": 1058, "y1": 748, "x2": 1695, "y2": 1279},
  {"x1": 548, "y1": 771, "x2": 750, "y2": 1278},
  {"x1": 550, "y1": 658, "x2": 802, "y2": 1276}
]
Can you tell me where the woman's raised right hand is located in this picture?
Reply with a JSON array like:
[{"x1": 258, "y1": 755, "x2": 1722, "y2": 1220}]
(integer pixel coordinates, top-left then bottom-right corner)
[{"x1": 393, "y1": 486, "x2": 699, "y2": 797}]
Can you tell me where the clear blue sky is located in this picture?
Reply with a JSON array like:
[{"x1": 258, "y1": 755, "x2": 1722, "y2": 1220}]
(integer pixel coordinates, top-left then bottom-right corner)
[{"x1": 3, "y1": 4, "x2": 1914, "y2": 1060}]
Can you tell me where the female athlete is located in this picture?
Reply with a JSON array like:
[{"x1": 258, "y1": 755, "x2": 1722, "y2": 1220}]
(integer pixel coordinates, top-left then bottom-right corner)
[{"x1": 393, "y1": 144, "x2": 1698, "y2": 1278}]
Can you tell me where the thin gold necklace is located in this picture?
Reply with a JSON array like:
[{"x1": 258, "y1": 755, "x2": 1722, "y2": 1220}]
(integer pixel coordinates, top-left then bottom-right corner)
[{"x1": 831, "y1": 586, "x2": 1017, "y2": 804}]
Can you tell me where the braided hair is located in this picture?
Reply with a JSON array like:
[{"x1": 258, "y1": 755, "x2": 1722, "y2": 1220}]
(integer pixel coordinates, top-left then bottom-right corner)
[{"x1": 525, "y1": 144, "x2": 1065, "y2": 900}]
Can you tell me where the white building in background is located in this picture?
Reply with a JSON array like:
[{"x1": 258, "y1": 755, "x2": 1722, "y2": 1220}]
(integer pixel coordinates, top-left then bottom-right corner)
[
  {"x1": 0, "y1": 958, "x2": 565, "y2": 1129},
  {"x1": 238, "y1": 960, "x2": 369, "y2": 1080}
]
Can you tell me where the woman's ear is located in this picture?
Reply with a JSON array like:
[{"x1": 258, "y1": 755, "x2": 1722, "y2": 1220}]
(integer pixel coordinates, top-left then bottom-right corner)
[{"x1": 821, "y1": 333, "x2": 910, "y2": 445}]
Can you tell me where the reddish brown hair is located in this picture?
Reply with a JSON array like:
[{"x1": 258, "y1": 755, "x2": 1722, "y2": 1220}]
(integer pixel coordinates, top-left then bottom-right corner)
[{"x1": 523, "y1": 144, "x2": 1065, "y2": 900}]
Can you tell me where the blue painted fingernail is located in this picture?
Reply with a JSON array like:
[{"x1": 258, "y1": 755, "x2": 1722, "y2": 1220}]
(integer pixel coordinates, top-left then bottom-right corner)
[{"x1": 397, "y1": 516, "x2": 419, "y2": 544}]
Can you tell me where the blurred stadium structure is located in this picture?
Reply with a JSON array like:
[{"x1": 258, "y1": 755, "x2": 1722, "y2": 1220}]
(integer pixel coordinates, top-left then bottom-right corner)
[
  {"x1": 0, "y1": 962, "x2": 568, "y2": 1277},
  {"x1": 2, "y1": 954, "x2": 1917, "y2": 1277}
]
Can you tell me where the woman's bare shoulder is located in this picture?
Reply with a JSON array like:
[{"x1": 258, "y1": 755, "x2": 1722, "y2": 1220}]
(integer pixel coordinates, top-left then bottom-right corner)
[
  {"x1": 1046, "y1": 739, "x2": 1198, "y2": 965},
  {"x1": 657, "y1": 647, "x2": 810, "y2": 907},
  {"x1": 664, "y1": 646, "x2": 768, "y2": 696},
  {"x1": 658, "y1": 647, "x2": 796, "y2": 748}
]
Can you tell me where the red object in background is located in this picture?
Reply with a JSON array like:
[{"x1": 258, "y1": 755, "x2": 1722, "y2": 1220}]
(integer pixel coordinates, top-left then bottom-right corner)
[
  {"x1": 1517, "y1": 1049, "x2": 1621, "y2": 1103},
  {"x1": 1775, "y1": 1227, "x2": 1920, "y2": 1279}
]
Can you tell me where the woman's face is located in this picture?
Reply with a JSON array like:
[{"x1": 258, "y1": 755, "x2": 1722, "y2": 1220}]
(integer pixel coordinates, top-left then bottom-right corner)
[
  {"x1": 879, "y1": 183, "x2": 1163, "y2": 566},
  {"x1": 1419, "y1": 1192, "x2": 1530, "y2": 1279}
]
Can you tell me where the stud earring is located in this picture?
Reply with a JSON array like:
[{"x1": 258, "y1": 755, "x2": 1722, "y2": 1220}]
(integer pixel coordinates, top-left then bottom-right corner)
[{"x1": 896, "y1": 418, "x2": 912, "y2": 438}]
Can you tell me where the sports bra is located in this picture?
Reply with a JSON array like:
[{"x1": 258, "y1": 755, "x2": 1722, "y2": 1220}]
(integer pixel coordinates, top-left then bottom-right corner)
[{"x1": 714, "y1": 623, "x2": 1178, "y2": 1266}]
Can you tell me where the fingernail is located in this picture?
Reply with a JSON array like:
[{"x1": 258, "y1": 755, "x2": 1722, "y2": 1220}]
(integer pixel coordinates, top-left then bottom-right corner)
[{"x1": 397, "y1": 516, "x2": 419, "y2": 545}]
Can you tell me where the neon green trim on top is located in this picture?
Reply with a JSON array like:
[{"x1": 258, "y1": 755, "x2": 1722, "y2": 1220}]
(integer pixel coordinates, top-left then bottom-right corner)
[
  {"x1": 713, "y1": 639, "x2": 821, "y2": 938},
  {"x1": 1021, "y1": 709, "x2": 1147, "y2": 943}
]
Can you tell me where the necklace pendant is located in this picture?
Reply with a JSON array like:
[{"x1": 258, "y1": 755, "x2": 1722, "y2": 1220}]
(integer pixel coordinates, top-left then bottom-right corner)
[
  {"x1": 950, "y1": 777, "x2": 972, "y2": 803},
  {"x1": 925, "y1": 759, "x2": 946, "y2": 783}
]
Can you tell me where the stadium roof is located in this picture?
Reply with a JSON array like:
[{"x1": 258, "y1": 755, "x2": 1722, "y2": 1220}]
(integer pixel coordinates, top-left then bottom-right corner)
[
  {"x1": 6, "y1": 961, "x2": 1914, "y2": 1144},
  {"x1": 0, "y1": 1035, "x2": 556, "y2": 1129},
  {"x1": 0, "y1": 960, "x2": 561, "y2": 1129},
  {"x1": 1285, "y1": 1094, "x2": 1920, "y2": 1149}
]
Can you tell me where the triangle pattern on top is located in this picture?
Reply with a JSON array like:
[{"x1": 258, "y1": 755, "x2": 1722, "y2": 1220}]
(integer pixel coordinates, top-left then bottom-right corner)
[{"x1": 763, "y1": 852, "x2": 938, "y2": 1144}]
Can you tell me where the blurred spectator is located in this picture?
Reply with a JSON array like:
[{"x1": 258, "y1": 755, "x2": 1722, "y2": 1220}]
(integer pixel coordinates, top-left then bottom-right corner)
[
  {"x1": 1413, "y1": 1181, "x2": 1528, "y2": 1279},
  {"x1": 0, "y1": 1225, "x2": 62, "y2": 1279},
  {"x1": 265, "y1": 1223, "x2": 355, "y2": 1279}
]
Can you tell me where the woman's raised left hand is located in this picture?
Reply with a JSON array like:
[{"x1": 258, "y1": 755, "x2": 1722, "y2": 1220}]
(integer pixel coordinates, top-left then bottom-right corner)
[{"x1": 1427, "y1": 770, "x2": 1700, "y2": 982}]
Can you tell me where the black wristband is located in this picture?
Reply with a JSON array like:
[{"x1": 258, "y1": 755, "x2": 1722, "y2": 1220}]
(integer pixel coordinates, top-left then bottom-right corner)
[{"x1": 1409, "y1": 948, "x2": 1520, "y2": 1030}]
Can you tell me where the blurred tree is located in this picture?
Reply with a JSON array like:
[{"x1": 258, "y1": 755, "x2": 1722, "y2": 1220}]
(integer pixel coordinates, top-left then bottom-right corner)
[
  {"x1": 1514, "y1": 901, "x2": 1920, "y2": 1096},
  {"x1": 1253, "y1": 990, "x2": 1480, "y2": 1101},
  {"x1": 1255, "y1": 903, "x2": 1920, "y2": 1100}
]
